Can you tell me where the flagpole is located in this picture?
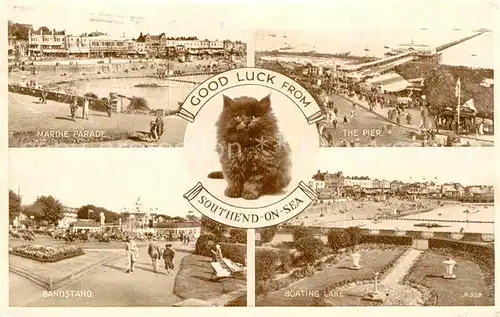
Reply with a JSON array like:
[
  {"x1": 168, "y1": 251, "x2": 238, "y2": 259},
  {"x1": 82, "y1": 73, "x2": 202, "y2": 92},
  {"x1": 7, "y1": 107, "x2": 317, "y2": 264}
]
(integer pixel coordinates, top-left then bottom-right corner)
[{"x1": 457, "y1": 78, "x2": 461, "y2": 135}]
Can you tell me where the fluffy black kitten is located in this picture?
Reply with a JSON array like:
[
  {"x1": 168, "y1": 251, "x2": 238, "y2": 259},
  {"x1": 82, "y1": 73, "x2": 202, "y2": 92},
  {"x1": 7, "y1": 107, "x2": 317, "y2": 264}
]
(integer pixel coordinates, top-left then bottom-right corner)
[{"x1": 208, "y1": 94, "x2": 292, "y2": 200}]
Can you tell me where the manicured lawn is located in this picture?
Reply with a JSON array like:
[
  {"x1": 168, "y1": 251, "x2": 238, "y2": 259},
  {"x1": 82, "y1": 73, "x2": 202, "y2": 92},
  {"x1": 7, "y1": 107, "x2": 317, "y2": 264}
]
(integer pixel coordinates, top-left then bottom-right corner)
[
  {"x1": 173, "y1": 254, "x2": 246, "y2": 301},
  {"x1": 407, "y1": 251, "x2": 492, "y2": 306},
  {"x1": 256, "y1": 248, "x2": 404, "y2": 306}
]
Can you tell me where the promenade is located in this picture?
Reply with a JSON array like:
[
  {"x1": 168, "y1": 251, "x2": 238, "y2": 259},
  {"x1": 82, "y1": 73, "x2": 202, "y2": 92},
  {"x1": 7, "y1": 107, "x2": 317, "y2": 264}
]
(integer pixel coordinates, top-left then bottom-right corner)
[{"x1": 10, "y1": 242, "x2": 190, "y2": 307}]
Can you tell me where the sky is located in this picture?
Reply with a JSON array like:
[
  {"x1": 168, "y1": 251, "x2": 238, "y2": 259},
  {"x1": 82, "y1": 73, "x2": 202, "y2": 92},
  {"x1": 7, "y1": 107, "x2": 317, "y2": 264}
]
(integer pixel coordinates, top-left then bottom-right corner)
[
  {"x1": 9, "y1": 148, "x2": 496, "y2": 215},
  {"x1": 9, "y1": 149, "x2": 195, "y2": 216},
  {"x1": 7, "y1": 0, "x2": 496, "y2": 39}
]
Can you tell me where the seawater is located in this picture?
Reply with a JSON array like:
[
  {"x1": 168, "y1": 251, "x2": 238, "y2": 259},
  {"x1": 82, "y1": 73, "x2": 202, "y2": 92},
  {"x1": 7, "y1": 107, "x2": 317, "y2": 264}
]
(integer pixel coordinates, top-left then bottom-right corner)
[
  {"x1": 257, "y1": 28, "x2": 494, "y2": 69},
  {"x1": 61, "y1": 75, "x2": 210, "y2": 110}
]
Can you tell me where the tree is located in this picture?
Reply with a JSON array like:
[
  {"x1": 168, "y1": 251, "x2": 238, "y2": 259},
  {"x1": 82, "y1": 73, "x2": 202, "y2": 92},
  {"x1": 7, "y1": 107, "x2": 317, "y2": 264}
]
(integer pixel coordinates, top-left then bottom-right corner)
[
  {"x1": 9, "y1": 190, "x2": 22, "y2": 224},
  {"x1": 327, "y1": 229, "x2": 350, "y2": 253},
  {"x1": 260, "y1": 226, "x2": 277, "y2": 243},
  {"x1": 255, "y1": 249, "x2": 279, "y2": 281},
  {"x1": 229, "y1": 229, "x2": 247, "y2": 244},
  {"x1": 295, "y1": 236, "x2": 325, "y2": 265},
  {"x1": 186, "y1": 214, "x2": 198, "y2": 221},
  {"x1": 422, "y1": 68, "x2": 457, "y2": 116},
  {"x1": 200, "y1": 216, "x2": 227, "y2": 238},
  {"x1": 77, "y1": 204, "x2": 98, "y2": 220},
  {"x1": 25, "y1": 196, "x2": 64, "y2": 226},
  {"x1": 345, "y1": 226, "x2": 363, "y2": 247},
  {"x1": 292, "y1": 227, "x2": 313, "y2": 245},
  {"x1": 77, "y1": 205, "x2": 120, "y2": 223}
]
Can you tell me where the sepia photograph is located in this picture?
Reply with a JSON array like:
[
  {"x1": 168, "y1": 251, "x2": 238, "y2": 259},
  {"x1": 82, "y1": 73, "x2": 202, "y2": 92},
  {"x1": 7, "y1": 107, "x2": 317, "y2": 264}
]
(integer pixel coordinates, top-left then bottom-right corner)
[
  {"x1": 254, "y1": 1, "x2": 495, "y2": 147},
  {"x1": 7, "y1": 2, "x2": 248, "y2": 148},
  {"x1": 8, "y1": 150, "x2": 247, "y2": 307},
  {"x1": 254, "y1": 149, "x2": 494, "y2": 306}
]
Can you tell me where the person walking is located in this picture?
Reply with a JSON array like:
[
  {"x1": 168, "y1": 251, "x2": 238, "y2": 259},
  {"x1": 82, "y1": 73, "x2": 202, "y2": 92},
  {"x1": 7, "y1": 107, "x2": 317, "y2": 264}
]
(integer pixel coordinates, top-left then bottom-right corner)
[
  {"x1": 149, "y1": 119, "x2": 158, "y2": 142},
  {"x1": 40, "y1": 89, "x2": 48, "y2": 104},
  {"x1": 82, "y1": 97, "x2": 90, "y2": 120},
  {"x1": 148, "y1": 237, "x2": 161, "y2": 273},
  {"x1": 69, "y1": 96, "x2": 78, "y2": 122},
  {"x1": 162, "y1": 244, "x2": 175, "y2": 276},
  {"x1": 103, "y1": 97, "x2": 112, "y2": 118},
  {"x1": 125, "y1": 238, "x2": 139, "y2": 273},
  {"x1": 155, "y1": 116, "x2": 165, "y2": 141}
]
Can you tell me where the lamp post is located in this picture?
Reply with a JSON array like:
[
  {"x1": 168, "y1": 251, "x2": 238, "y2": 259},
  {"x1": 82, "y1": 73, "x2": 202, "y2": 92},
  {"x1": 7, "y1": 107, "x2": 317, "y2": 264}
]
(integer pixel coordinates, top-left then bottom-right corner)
[{"x1": 29, "y1": 215, "x2": 34, "y2": 230}]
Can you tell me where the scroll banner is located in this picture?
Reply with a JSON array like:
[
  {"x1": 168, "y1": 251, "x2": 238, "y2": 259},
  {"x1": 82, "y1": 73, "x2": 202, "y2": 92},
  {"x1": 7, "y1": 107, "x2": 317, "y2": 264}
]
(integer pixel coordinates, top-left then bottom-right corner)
[
  {"x1": 177, "y1": 68, "x2": 326, "y2": 125},
  {"x1": 184, "y1": 181, "x2": 317, "y2": 229}
]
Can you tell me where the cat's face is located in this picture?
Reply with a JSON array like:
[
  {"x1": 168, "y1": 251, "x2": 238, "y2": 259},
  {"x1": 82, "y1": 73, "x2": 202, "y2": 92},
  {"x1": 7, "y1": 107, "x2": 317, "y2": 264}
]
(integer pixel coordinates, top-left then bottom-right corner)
[{"x1": 218, "y1": 95, "x2": 277, "y2": 138}]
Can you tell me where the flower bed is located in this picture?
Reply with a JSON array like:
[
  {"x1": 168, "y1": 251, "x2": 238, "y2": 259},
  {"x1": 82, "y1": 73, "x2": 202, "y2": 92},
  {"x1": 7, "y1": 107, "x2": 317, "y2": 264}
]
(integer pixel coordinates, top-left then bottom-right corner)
[{"x1": 10, "y1": 244, "x2": 84, "y2": 262}]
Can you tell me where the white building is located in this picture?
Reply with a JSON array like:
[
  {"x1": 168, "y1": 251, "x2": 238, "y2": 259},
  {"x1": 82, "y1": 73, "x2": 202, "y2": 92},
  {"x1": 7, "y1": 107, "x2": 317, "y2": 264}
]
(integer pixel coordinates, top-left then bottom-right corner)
[
  {"x1": 344, "y1": 177, "x2": 373, "y2": 189},
  {"x1": 28, "y1": 28, "x2": 67, "y2": 57},
  {"x1": 58, "y1": 206, "x2": 78, "y2": 228}
]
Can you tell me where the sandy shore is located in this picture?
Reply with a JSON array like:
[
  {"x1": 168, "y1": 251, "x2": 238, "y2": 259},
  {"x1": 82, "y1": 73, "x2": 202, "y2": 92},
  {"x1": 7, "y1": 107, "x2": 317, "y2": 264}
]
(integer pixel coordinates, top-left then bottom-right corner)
[
  {"x1": 294, "y1": 198, "x2": 441, "y2": 223},
  {"x1": 9, "y1": 58, "x2": 247, "y2": 86}
]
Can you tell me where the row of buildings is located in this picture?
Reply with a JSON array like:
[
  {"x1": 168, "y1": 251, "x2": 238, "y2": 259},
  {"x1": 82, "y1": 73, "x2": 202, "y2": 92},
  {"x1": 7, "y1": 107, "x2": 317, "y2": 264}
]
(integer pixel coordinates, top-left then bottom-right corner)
[
  {"x1": 9, "y1": 25, "x2": 246, "y2": 59},
  {"x1": 13, "y1": 197, "x2": 202, "y2": 238},
  {"x1": 309, "y1": 170, "x2": 494, "y2": 199}
]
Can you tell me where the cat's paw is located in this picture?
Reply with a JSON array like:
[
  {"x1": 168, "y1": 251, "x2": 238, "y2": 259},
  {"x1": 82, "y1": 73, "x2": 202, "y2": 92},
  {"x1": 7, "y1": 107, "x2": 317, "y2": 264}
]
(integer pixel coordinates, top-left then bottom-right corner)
[
  {"x1": 241, "y1": 189, "x2": 260, "y2": 200},
  {"x1": 225, "y1": 186, "x2": 242, "y2": 198}
]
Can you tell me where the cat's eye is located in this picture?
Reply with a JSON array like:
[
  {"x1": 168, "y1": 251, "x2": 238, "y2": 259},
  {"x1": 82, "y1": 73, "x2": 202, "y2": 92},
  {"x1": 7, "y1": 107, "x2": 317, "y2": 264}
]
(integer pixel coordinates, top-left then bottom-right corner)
[{"x1": 236, "y1": 116, "x2": 242, "y2": 120}]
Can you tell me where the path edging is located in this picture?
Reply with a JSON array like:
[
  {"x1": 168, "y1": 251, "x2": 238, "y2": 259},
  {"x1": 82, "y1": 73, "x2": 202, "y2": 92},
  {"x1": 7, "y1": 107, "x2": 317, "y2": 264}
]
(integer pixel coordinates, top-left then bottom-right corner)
[{"x1": 9, "y1": 252, "x2": 122, "y2": 291}]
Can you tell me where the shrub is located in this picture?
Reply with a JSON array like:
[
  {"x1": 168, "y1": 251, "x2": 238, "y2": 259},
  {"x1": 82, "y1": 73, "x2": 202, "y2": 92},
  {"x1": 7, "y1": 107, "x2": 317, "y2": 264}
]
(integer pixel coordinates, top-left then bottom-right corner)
[
  {"x1": 292, "y1": 227, "x2": 313, "y2": 245},
  {"x1": 194, "y1": 233, "x2": 220, "y2": 257},
  {"x1": 260, "y1": 226, "x2": 277, "y2": 243},
  {"x1": 129, "y1": 96, "x2": 149, "y2": 110},
  {"x1": 277, "y1": 249, "x2": 293, "y2": 273},
  {"x1": 327, "y1": 229, "x2": 350, "y2": 252},
  {"x1": 345, "y1": 226, "x2": 363, "y2": 246},
  {"x1": 219, "y1": 243, "x2": 246, "y2": 265},
  {"x1": 229, "y1": 229, "x2": 247, "y2": 244},
  {"x1": 290, "y1": 264, "x2": 317, "y2": 279},
  {"x1": 295, "y1": 236, "x2": 325, "y2": 264},
  {"x1": 255, "y1": 249, "x2": 279, "y2": 281},
  {"x1": 359, "y1": 234, "x2": 413, "y2": 245}
]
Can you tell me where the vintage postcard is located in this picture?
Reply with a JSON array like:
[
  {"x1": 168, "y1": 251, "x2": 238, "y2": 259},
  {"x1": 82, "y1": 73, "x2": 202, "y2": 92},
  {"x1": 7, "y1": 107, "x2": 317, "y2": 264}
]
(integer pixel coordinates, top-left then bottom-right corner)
[
  {"x1": 7, "y1": 150, "x2": 247, "y2": 307},
  {"x1": 254, "y1": 149, "x2": 495, "y2": 306},
  {"x1": 3, "y1": 0, "x2": 499, "y2": 315},
  {"x1": 254, "y1": 2, "x2": 495, "y2": 147},
  {"x1": 7, "y1": 2, "x2": 248, "y2": 147}
]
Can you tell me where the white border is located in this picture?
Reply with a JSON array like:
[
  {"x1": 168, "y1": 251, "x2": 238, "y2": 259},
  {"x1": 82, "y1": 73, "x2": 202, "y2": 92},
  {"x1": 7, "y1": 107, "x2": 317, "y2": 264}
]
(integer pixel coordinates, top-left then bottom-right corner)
[{"x1": 2, "y1": 0, "x2": 500, "y2": 316}]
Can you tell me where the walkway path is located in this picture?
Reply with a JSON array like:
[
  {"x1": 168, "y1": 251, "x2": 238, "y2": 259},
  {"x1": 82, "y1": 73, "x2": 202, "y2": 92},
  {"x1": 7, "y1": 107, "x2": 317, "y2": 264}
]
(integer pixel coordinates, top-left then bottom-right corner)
[
  {"x1": 10, "y1": 242, "x2": 191, "y2": 307},
  {"x1": 381, "y1": 249, "x2": 423, "y2": 285},
  {"x1": 345, "y1": 93, "x2": 494, "y2": 145}
]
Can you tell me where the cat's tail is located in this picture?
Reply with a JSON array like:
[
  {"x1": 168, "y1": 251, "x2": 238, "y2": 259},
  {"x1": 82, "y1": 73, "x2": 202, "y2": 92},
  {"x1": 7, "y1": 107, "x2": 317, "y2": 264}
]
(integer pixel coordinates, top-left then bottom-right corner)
[{"x1": 207, "y1": 171, "x2": 224, "y2": 179}]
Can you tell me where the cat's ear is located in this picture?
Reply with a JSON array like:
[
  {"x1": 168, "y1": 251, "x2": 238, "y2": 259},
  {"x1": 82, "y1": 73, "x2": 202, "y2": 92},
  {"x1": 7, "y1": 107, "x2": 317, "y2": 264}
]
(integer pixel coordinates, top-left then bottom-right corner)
[
  {"x1": 259, "y1": 94, "x2": 271, "y2": 110},
  {"x1": 223, "y1": 95, "x2": 233, "y2": 109}
]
